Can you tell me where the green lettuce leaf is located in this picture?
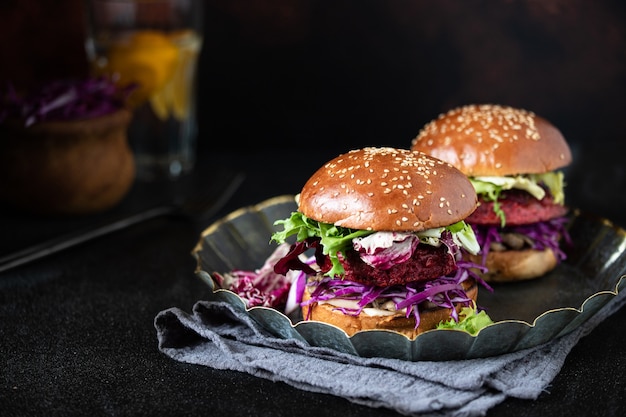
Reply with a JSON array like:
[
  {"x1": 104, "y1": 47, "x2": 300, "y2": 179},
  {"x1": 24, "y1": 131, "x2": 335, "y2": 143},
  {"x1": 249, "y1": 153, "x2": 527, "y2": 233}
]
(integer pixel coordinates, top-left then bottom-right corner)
[
  {"x1": 271, "y1": 211, "x2": 371, "y2": 277},
  {"x1": 470, "y1": 178, "x2": 507, "y2": 227},
  {"x1": 530, "y1": 171, "x2": 566, "y2": 205},
  {"x1": 470, "y1": 171, "x2": 566, "y2": 227},
  {"x1": 271, "y1": 211, "x2": 481, "y2": 277},
  {"x1": 436, "y1": 304, "x2": 494, "y2": 335}
]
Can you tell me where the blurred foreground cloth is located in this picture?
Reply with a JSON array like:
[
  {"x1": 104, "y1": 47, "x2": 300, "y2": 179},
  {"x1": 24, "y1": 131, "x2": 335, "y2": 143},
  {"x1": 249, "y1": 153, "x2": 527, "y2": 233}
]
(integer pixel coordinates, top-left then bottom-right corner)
[{"x1": 154, "y1": 290, "x2": 626, "y2": 417}]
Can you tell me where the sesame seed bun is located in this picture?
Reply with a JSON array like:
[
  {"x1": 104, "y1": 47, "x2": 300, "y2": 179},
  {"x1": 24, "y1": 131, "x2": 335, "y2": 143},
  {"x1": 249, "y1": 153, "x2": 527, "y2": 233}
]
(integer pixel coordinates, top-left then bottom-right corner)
[
  {"x1": 301, "y1": 277, "x2": 478, "y2": 338},
  {"x1": 297, "y1": 147, "x2": 478, "y2": 232},
  {"x1": 411, "y1": 104, "x2": 572, "y2": 176},
  {"x1": 466, "y1": 248, "x2": 559, "y2": 282}
]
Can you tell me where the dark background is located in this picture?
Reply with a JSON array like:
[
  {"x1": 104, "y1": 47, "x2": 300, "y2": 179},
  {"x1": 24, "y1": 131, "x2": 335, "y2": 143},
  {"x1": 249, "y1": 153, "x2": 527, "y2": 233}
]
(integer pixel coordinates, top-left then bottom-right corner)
[
  {"x1": 2, "y1": 0, "x2": 624, "y2": 220},
  {"x1": 0, "y1": 0, "x2": 626, "y2": 217},
  {"x1": 1, "y1": 2, "x2": 626, "y2": 417},
  {"x1": 2, "y1": 0, "x2": 625, "y2": 151}
]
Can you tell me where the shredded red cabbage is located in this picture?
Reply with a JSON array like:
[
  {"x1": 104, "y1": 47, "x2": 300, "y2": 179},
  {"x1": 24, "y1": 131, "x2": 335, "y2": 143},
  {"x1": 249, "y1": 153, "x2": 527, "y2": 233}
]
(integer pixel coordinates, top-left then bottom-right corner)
[
  {"x1": 0, "y1": 77, "x2": 135, "y2": 127},
  {"x1": 219, "y1": 227, "x2": 494, "y2": 331},
  {"x1": 213, "y1": 243, "x2": 298, "y2": 310},
  {"x1": 472, "y1": 215, "x2": 572, "y2": 265},
  {"x1": 302, "y1": 259, "x2": 491, "y2": 329}
]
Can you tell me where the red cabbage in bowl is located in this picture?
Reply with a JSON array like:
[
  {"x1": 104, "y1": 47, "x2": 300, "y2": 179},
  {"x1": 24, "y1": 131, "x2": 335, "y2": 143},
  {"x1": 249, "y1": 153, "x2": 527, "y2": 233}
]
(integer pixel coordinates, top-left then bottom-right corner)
[{"x1": 0, "y1": 77, "x2": 135, "y2": 127}]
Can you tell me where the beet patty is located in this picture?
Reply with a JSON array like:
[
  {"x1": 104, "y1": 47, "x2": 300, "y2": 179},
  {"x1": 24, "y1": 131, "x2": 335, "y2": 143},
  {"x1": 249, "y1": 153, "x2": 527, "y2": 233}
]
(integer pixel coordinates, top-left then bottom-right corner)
[
  {"x1": 467, "y1": 189, "x2": 568, "y2": 226},
  {"x1": 341, "y1": 243, "x2": 456, "y2": 287}
]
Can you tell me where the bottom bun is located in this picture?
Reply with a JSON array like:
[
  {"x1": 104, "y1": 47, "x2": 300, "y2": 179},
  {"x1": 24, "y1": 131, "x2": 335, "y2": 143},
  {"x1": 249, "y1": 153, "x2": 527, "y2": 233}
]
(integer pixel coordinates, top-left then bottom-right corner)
[
  {"x1": 301, "y1": 278, "x2": 478, "y2": 339},
  {"x1": 466, "y1": 247, "x2": 558, "y2": 283}
]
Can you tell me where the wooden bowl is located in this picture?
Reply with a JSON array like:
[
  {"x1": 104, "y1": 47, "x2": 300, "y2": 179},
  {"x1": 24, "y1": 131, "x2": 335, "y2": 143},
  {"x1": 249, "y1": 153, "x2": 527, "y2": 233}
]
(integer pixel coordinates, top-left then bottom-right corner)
[{"x1": 0, "y1": 109, "x2": 135, "y2": 215}]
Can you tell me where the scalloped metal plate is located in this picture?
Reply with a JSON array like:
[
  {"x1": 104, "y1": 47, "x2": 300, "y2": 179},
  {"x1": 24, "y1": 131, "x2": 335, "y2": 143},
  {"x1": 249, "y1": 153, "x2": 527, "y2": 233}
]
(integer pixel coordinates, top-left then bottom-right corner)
[{"x1": 192, "y1": 195, "x2": 626, "y2": 361}]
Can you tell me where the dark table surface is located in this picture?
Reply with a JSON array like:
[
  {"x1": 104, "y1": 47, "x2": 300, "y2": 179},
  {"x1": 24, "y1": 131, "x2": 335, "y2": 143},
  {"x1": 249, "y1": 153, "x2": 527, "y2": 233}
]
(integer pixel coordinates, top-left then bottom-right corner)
[{"x1": 1, "y1": 147, "x2": 625, "y2": 417}]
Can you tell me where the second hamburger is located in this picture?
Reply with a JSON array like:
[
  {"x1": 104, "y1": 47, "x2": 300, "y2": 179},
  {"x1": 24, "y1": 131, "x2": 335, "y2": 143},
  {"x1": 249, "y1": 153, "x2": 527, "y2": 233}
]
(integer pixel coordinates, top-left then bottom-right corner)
[
  {"x1": 411, "y1": 104, "x2": 573, "y2": 282},
  {"x1": 271, "y1": 147, "x2": 491, "y2": 338}
]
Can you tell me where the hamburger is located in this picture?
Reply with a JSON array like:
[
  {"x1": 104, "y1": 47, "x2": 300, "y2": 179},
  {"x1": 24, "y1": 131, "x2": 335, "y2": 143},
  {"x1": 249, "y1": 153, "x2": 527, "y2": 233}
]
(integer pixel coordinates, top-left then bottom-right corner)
[
  {"x1": 270, "y1": 147, "x2": 491, "y2": 338},
  {"x1": 411, "y1": 104, "x2": 573, "y2": 282}
]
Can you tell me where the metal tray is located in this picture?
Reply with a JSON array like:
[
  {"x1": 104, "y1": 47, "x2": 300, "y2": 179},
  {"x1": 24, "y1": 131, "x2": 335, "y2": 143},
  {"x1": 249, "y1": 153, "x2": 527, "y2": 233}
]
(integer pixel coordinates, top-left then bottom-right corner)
[{"x1": 192, "y1": 195, "x2": 626, "y2": 361}]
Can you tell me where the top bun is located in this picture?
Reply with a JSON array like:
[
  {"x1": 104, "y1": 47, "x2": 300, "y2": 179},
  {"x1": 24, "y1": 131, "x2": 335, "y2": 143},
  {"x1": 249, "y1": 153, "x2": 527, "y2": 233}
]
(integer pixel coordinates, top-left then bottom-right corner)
[
  {"x1": 298, "y1": 147, "x2": 477, "y2": 232},
  {"x1": 411, "y1": 104, "x2": 572, "y2": 176}
]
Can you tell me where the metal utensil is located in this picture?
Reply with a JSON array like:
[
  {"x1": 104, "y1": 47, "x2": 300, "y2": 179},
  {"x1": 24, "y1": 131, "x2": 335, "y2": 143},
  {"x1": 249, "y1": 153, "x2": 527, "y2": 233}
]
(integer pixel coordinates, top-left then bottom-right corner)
[{"x1": 0, "y1": 170, "x2": 245, "y2": 274}]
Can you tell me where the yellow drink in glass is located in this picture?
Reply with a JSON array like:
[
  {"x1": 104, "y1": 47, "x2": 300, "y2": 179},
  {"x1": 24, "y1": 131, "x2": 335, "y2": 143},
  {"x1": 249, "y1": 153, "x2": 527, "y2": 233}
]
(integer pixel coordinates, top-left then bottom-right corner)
[{"x1": 85, "y1": 0, "x2": 203, "y2": 180}]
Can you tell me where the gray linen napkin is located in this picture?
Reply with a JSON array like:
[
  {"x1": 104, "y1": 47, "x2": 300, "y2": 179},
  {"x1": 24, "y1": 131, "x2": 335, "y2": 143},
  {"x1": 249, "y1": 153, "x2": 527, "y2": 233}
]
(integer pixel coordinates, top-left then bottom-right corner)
[{"x1": 154, "y1": 290, "x2": 625, "y2": 417}]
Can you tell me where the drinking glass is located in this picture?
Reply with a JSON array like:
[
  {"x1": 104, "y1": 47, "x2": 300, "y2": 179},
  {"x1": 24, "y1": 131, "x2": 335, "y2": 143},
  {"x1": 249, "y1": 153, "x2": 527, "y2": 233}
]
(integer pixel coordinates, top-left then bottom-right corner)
[{"x1": 84, "y1": 0, "x2": 203, "y2": 180}]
